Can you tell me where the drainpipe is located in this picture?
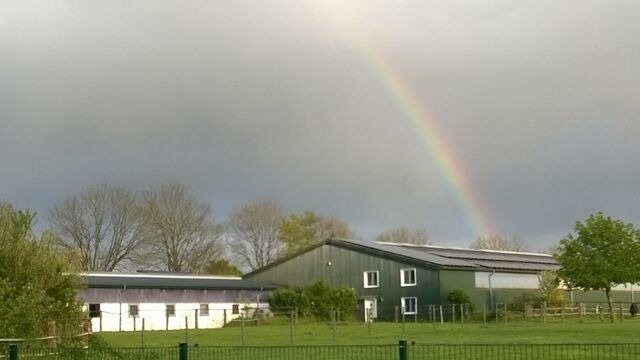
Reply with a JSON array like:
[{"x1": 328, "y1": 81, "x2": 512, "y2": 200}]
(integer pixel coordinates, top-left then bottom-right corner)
[{"x1": 488, "y1": 271, "x2": 495, "y2": 310}]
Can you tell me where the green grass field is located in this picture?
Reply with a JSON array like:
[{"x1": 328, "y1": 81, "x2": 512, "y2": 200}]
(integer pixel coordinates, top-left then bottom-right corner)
[{"x1": 99, "y1": 318, "x2": 640, "y2": 347}]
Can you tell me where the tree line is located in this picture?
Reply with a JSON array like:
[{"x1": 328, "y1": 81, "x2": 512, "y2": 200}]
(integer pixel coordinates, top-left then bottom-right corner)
[
  {"x1": 20, "y1": 182, "x2": 561, "y2": 275},
  {"x1": 45, "y1": 182, "x2": 444, "y2": 274}
]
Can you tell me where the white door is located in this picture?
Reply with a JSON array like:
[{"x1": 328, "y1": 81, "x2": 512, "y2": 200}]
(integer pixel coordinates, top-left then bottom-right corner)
[{"x1": 364, "y1": 299, "x2": 377, "y2": 322}]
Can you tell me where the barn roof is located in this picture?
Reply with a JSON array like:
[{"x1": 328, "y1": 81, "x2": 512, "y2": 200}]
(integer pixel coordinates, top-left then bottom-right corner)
[
  {"x1": 81, "y1": 272, "x2": 276, "y2": 291},
  {"x1": 244, "y1": 238, "x2": 559, "y2": 277},
  {"x1": 385, "y1": 243, "x2": 559, "y2": 271}
]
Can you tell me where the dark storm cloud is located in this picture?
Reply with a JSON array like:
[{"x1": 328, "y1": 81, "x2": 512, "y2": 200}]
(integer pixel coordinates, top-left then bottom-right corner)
[{"x1": 1, "y1": 0, "x2": 639, "y2": 248}]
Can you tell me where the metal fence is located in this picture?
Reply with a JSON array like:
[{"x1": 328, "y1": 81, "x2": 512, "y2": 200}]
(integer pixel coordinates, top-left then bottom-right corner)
[{"x1": 4, "y1": 342, "x2": 640, "y2": 360}]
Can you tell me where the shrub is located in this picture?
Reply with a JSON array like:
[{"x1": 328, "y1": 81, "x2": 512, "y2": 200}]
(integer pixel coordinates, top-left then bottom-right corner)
[
  {"x1": 446, "y1": 289, "x2": 475, "y2": 313},
  {"x1": 267, "y1": 280, "x2": 357, "y2": 321}
]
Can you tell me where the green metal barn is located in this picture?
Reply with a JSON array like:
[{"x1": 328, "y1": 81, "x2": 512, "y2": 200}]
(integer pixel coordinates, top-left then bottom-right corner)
[{"x1": 245, "y1": 238, "x2": 639, "y2": 321}]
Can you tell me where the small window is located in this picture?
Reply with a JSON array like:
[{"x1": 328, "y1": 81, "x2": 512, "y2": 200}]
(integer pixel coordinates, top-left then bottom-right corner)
[
  {"x1": 129, "y1": 305, "x2": 139, "y2": 318},
  {"x1": 199, "y1": 304, "x2": 209, "y2": 316},
  {"x1": 166, "y1": 304, "x2": 175, "y2": 317},
  {"x1": 88, "y1": 304, "x2": 101, "y2": 318},
  {"x1": 401, "y1": 297, "x2": 417, "y2": 315},
  {"x1": 363, "y1": 270, "x2": 379, "y2": 288},
  {"x1": 232, "y1": 304, "x2": 239, "y2": 315},
  {"x1": 400, "y1": 268, "x2": 416, "y2": 287}
]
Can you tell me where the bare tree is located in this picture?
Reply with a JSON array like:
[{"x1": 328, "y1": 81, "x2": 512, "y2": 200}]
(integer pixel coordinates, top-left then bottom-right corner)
[
  {"x1": 228, "y1": 200, "x2": 284, "y2": 271},
  {"x1": 314, "y1": 214, "x2": 356, "y2": 240},
  {"x1": 470, "y1": 234, "x2": 528, "y2": 252},
  {"x1": 141, "y1": 183, "x2": 223, "y2": 273},
  {"x1": 49, "y1": 184, "x2": 144, "y2": 271},
  {"x1": 374, "y1": 227, "x2": 431, "y2": 245}
]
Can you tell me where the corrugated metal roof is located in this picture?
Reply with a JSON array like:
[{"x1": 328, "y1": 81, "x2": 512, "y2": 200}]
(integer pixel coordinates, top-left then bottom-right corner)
[
  {"x1": 330, "y1": 238, "x2": 477, "y2": 268},
  {"x1": 392, "y1": 245, "x2": 557, "y2": 265},
  {"x1": 81, "y1": 273, "x2": 275, "y2": 291},
  {"x1": 469, "y1": 260, "x2": 559, "y2": 271},
  {"x1": 331, "y1": 239, "x2": 558, "y2": 272}
]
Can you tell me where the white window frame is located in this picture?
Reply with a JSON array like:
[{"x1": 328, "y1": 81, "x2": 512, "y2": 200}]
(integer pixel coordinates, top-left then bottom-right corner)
[
  {"x1": 166, "y1": 304, "x2": 176, "y2": 317},
  {"x1": 400, "y1": 268, "x2": 417, "y2": 287},
  {"x1": 401, "y1": 297, "x2": 417, "y2": 315},
  {"x1": 199, "y1": 303, "x2": 209, "y2": 316},
  {"x1": 363, "y1": 270, "x2": 379, "y2": 288},
  {"x1": 128, "y1": 304, "x2": 139, "y2": 318}
]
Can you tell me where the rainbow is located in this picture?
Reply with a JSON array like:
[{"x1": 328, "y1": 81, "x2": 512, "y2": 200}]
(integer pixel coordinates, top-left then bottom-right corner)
[
  {"x1": 361, "y1": 46, "x2": 495, "y2": 238},
  {"x1": 308, "y1": 2, "x2": 495, "y2": 237}
]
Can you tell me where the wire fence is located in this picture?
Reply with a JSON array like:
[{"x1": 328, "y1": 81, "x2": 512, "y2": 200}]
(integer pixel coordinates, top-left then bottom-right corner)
[{"x1": 3, "y1": 342, "x2": 640, "y2": 360}]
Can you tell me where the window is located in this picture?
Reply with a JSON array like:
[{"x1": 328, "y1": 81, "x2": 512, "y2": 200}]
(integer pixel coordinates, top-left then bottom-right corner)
[
  {"x1": 199, "y1": 304, "x2": 209, "y2": 316},
  {"x1": 400, "y1": 268, "x2": 416, "y2": 287},
  {"x1": 401, "y1": 297, "x2": 417, "y2": 315},
  {"x1": 232, "y1": 304, "x2": 239, "y2": 315},
  {"x1": 166, "y1": 304, "x2": 175, "y2": 317},
  {"x1": 363, "y1": 270, "x2": 379, "y2": 288},
  {"x1": 88, "y1": 304, "x2": 101, "y2": 318},
  {"x1": 129, "y1": 305, "x2": 139, "y2": 317}
]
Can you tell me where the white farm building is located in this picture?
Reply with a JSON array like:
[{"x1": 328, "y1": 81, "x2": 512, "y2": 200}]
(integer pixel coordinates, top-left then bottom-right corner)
[{"x1": 78, "y1": 272, "x2": 274, "y2": 332}]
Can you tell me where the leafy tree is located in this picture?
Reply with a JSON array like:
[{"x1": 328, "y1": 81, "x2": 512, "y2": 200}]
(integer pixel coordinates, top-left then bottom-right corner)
[
  {"x1": 267, "y1": 287, "x2": 308, "y2": 312},
  {"x1": 0, "y1": 203, "x2": 83, "y2": 339},
  {"x1": 538, "y1": 271, "x2": 560, "y2": 303},
  {"x1": 49, "y1": 184, "x2": 145, "y2": 271},
  {"x1": 470, "y1": 234, "x2": 528, "y2": 252},
  {"x1": 141, "y1": 182, "x2": 224, "y2": 272},
  {"x1": 228, "y1": 200, "x2": 285, "y2": 271},
  {"x1": 200, "y1": 258, "x2": 242, "y2": 276},
  {"x1": 556, "y1": 212, "x2": 640, "y2": 322},
  {"x1": 374, "y1": 227, "x2": 431, "y2": 245},
  {"x1": 279, "y1": 211, "x2": 355, "y2": 255}
]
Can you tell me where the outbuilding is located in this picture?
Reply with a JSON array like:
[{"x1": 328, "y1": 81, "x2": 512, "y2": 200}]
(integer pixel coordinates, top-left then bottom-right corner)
[{"x1": 78, "y1": 272, "x2": 273, "y2": 332}]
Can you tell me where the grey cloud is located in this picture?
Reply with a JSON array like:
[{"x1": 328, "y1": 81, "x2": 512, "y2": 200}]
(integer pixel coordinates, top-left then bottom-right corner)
[{"x1": 1, "y1": 0, "x2": 639, "y2": 249}]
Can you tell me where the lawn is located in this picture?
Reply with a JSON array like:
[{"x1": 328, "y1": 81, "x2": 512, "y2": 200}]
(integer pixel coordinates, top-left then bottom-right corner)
[{"x1": 98, "y1": 318, "x2": 640, "y2": 347}]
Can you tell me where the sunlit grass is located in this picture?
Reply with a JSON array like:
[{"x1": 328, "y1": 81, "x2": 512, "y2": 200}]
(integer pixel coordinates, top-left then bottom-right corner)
[{"x1": 99, "y1": 317, "x2": 640, "y2": 347}]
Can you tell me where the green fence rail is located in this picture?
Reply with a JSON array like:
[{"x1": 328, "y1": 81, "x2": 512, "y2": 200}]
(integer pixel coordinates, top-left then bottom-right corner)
[{"x1": 3, "y1": 342, "x2": 640, "y2": 359}]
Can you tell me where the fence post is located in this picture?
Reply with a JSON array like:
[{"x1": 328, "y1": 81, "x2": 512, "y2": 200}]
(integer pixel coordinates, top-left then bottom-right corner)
[
  {"x1": 483, "y1": 304, "x2": 486, "y2": 325},
  {"x1": 141, "y1": 318, "x2": 145, "y2": 348},
  {"x1": 504, "y1": 303, "x2": 507, "y2": 324},
  {"x1": 241, "y1": 311, "x2": 245, "y2": 346},
  {"x1": 395, "y1": 305, "x2": 399, "y2": 323},
  {"x1": 460, "y1": 304, "x2": 464, "y2": 324},
  {"x1": 578, "y1": 303, "x2": 583, "y2": 323},
  {"x1": 452, "y1": 304, "x2": 456, "y2": 323},
  {"x1": 331, "y1": 307, "x2": 337, "y2": 341},
  {"x1": 620, "y1": 304, "x2": 624, "y2": 323},
  {"x1": 47, "y1": 320, "x2": 57, "y2": 348},
  {"x1": 439, "y1": 305, "x2": 443, "y2": 324},
  {"x1": 185, "y1": 316, "x2": 189, "y2": 343},
  {"x1": 398, "y1": 340, "x2": 408, "y2": 360},
  {"x1": 179, "y1": 342, "x2": 188, "y2": 360},
  {"x1": 289, "y1": 310, "x2": 294, "y2": 344},
  {"x1": 195, "y1": 309, "x2": 199, "y2": 329},
  {"x1": 8, "y1": 344, "x2": 18, "y2": 360}
]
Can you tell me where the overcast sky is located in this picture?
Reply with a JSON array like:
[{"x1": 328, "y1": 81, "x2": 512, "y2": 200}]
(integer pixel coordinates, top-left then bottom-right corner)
[{"x1": 1, "y1": 0, "x2": 639, "y2": 249}]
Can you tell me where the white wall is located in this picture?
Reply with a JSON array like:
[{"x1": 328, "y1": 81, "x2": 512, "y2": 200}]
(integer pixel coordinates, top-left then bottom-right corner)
[
  {"x1": 475, "y1": 272, "x2": 539, "y2": 289},
  {"x1": 86, "y1": 302, "x2": 270, "y2": 332}
]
